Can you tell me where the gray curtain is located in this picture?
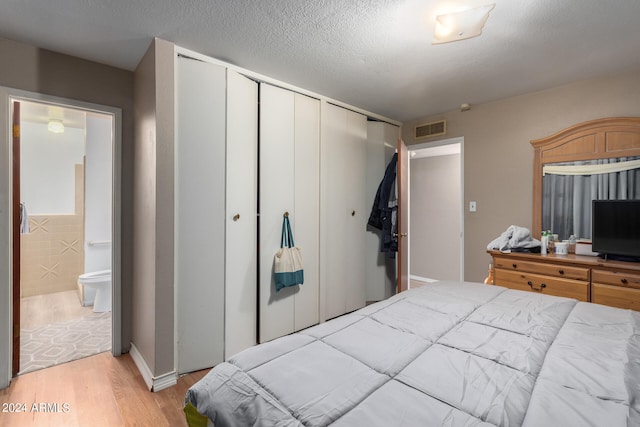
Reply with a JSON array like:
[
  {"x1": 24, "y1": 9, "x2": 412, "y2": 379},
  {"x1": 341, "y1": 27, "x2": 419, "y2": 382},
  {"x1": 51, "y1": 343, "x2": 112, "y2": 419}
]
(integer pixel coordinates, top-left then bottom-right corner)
[{"x1": 542, "y1": 156, "x2": 640, "y2": 240}]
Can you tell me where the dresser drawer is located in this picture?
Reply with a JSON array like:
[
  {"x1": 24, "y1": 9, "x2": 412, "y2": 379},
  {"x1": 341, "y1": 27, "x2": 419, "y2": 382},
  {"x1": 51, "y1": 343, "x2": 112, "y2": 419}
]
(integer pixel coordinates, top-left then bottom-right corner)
[
  {"x1": 495, "y1": 269, "x2": 589, "y2": 301},
  {"x1": 493, "y1": 256, "x2": 589, "y2": 281},
  {"x1": 592, "y1": 270, "x2": 640, "y2": 289},
  {"x1": 592, "y1": 283, "x2": 640, "y2": 311}
]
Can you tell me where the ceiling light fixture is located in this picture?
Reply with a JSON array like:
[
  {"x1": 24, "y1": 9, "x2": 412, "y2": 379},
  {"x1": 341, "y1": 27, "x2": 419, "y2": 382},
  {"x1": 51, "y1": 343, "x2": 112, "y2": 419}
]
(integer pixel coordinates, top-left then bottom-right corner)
[
  {"x1": 47, "y1": 119, "x2": 65, "y2": 133},
  {"x1": 433, "y1": 3, "x2": 495, "y2": 44}
]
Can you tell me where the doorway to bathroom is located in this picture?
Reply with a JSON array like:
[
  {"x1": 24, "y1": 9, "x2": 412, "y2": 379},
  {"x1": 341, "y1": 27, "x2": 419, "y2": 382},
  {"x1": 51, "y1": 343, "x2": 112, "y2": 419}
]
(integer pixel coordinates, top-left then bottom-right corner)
[{"x1": 11, "y1": 96, "x2": 118, "y2": 375}]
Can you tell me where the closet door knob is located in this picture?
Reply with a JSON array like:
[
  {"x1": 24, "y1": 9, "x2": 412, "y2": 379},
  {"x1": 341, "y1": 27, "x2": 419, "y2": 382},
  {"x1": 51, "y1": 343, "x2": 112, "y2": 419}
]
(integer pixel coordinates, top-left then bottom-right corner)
[
  {"x1": 233, "y1": 214, "x2": 240, "y2": 221},
  {"x1": 352, "y1": 210, "x2": 356, "y2": 216}
]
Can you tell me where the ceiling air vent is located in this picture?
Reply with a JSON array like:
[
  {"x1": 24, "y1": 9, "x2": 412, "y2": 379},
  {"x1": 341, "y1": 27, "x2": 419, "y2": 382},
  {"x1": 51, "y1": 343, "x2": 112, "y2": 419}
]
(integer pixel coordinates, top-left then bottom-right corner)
[{"x1": 415, "y1": 120, "x2": 446, "y2": 139}]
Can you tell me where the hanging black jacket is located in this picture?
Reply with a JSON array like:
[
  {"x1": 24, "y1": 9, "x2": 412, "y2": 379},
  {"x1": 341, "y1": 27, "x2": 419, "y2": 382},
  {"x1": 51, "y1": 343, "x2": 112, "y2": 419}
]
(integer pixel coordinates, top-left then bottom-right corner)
[{"x1": 368, "y1": 153, "x2": 398, "y2": 254}]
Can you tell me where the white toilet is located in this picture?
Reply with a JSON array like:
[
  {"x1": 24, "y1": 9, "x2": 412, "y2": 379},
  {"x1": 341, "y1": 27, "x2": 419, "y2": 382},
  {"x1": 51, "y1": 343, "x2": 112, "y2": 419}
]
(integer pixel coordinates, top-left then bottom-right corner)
[{"x1": 78, "y1": 270, "x2": 112, "y2": 312}]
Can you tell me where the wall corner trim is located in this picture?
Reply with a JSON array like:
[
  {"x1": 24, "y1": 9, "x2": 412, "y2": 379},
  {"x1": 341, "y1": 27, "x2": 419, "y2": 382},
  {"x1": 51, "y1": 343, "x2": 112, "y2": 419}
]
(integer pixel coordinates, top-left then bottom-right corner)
[{"x1": 129, "y1": 342, "x2": 177, "y2": 392}]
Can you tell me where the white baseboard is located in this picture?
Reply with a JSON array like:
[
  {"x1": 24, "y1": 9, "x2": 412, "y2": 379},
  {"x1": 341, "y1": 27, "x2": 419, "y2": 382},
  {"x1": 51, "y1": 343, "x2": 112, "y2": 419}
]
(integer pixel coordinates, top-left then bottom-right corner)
[
  {"x1": 129, "y1": 342, "x2": 177, "y2": 392},
  {"x1": 152, "y1": 370, "x2": 179, "y2": 393},
  {"x1": 410, "y1": 275, "x2": 438, "y2": 284}
]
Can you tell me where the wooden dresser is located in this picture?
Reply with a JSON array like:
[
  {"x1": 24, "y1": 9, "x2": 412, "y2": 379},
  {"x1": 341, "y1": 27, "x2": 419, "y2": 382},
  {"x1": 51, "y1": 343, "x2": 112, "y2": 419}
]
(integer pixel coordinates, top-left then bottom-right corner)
[{"x1": 487, "y1": 250, "x2": 640, "y2": 311}]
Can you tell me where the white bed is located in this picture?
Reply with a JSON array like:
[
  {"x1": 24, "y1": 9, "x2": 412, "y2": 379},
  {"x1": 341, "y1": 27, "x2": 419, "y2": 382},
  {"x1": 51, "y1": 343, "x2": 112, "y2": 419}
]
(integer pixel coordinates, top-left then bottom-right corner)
[{"x1": 184, "y1": 281, "x2": 640, "y2": 426}]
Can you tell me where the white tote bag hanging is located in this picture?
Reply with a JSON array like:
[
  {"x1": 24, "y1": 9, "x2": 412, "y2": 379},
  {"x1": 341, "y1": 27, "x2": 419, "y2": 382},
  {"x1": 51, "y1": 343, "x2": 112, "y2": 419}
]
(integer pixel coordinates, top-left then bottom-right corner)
[{"x1": 274, "y1": 213, "x2": 304, "y2": 291}]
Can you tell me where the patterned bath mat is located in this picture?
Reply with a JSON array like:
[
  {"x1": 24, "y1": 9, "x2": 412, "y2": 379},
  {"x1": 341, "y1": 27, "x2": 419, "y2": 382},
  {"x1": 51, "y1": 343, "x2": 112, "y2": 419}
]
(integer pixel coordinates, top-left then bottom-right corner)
[{"x1": 19, "y1": 311, "x2": 111, "y2": 375}]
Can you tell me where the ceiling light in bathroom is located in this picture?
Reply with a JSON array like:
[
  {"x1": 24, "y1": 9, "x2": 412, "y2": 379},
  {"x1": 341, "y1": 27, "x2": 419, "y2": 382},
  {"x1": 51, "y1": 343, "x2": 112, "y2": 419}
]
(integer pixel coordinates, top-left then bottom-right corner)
[
  {"x1": 48, "y1": 119, "x2": 65, "y2": 133},
  {"x1": 433, "y1": 3, "x2": 495, "y2": 44}
]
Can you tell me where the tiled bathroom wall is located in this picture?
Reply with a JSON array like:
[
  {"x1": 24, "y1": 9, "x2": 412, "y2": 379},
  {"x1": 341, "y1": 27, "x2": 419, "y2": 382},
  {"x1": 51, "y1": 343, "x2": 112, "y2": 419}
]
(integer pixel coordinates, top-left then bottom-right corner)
[{"x1": 20, "y1": 164, "x2": 84, "y2": 297}]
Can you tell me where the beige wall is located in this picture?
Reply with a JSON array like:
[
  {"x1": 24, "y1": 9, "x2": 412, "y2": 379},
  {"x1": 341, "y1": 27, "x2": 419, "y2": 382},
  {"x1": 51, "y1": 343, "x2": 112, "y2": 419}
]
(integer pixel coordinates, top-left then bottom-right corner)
[
  {"x1": 402, "y1": 69, "x2": 640, "y2": 282},
  {"x1": 410, "y1": 154, "x2": 461, "y2": 281},
  {"x1": 132, "y1": 38, "x2": 175, "y2": 377},
  {"x1": 0, "y1": 37, "x2": 134, "y2": 352}
]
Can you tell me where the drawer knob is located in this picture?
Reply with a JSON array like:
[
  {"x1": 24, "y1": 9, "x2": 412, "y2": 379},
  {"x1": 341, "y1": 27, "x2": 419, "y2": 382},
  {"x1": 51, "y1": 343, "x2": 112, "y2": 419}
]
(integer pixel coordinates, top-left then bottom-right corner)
[
  {"x1": 527, "y1": 281, "x2": 546, "y2": 291},
  {"x1": 512, "y1": 263, "x2": 517, "y2": 269},
  {"x1": 621, "y1": 278, "x2": 628, "y2": 284},
  {"x1": 559, "y1": 269, "x2": 564, "y2": 275}
]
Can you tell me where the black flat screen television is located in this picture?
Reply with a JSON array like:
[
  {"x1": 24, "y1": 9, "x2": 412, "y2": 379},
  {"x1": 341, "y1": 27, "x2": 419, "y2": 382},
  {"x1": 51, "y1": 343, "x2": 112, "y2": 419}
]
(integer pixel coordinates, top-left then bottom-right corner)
[{"x1": 592, "y1": 200, "x2": 640, "y2": 261}]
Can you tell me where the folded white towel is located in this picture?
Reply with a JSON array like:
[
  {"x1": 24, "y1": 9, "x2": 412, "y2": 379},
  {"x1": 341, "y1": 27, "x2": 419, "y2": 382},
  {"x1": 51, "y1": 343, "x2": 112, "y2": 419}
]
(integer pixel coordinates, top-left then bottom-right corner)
[{"x1": 487, "y1": 225, "x2": 541, "y2": 251}]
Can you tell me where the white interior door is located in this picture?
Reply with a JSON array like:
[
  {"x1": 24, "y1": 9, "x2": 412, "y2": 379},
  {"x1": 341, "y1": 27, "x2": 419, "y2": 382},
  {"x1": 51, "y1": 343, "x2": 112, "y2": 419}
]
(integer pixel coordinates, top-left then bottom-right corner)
[
  {"x1": 225, "y1": 70, "x2": 258, "y2": 359},
  {"x1": 175, "y1": 57, "x2": 226, "y2": 373}
]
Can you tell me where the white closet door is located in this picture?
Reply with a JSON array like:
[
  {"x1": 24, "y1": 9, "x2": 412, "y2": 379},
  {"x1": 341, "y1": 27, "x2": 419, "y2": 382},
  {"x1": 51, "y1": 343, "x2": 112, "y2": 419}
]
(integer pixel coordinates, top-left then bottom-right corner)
[
  {"x1": 321, "y1": 103, "x2": 348, "y2": 320},
  {"x1": 293, "y1": 93, "x2": 320, "y2": 330},
  {"x1": 225, "y1": 70, "x2": 258, "y2": 359},
  {"x1": 344, "y1": 110, "x2": 368, "y2": 313},
  {"x1": 321, "y1": 103, "x2": 367, "y2": 320},
  {"x1": 259, "y1": 84, "x2": 295, "y2": 342},
  {"x1": 175, "y1": 57, "x2": 226, "y2": 373},
  {"x1": 259, "y1": 86, "x2": 320, "y2": 341}
]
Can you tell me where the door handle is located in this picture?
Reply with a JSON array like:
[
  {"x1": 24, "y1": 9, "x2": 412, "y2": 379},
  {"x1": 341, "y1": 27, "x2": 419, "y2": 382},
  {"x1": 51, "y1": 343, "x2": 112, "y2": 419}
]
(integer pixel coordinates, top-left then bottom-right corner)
[{"x1": 393, "y1": 233, "x2": 408, "y2": 238}]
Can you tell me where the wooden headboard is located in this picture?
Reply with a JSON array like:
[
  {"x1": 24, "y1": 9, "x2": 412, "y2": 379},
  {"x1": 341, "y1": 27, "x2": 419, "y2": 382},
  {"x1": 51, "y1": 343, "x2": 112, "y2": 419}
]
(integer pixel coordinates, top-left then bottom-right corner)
[{"x1": 530, "y1": 117, "x2": 640, "y2": 238}]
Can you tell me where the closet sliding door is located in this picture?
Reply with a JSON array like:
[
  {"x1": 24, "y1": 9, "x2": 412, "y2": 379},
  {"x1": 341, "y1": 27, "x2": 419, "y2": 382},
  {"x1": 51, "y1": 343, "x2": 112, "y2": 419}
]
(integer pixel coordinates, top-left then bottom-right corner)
[
  {"x1": 259, "y1": 84, "x2": 295, "y2": 343},
  {"x1": 365, "y1": 122, "x2": 399, "y2": 302},
  {"x1": 344, "y1": 110, "x2": 368, "y2": 312},
  {"x1": 175, "y1": 57, "x2": 226, "y2": 373},
  {"x1": 259, "y1": 84, "x2": 319, "y2": 343},
  {"x1": 292, "y1": 94, "x2": 320, "y2": 331},
  {"x1": 224, "y1": 70, "x2": 258, "y2": 359},
  {"x1": 176, "y1": 58, "x2": 258, "y2": 372},
  {"x1": 321, "y1": 103, "x2": 367, "y2": 320}
]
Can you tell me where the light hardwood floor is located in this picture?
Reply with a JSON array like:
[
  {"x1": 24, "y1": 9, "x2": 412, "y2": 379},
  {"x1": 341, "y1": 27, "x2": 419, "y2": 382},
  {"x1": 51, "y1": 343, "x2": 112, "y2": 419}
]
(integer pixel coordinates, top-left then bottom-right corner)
[
  {"x1": 410, "y1": 279, "x2": 429, "y2": 288},
  {"x1": 0, "y1": 351, "x2": 209, "y2": 427}
]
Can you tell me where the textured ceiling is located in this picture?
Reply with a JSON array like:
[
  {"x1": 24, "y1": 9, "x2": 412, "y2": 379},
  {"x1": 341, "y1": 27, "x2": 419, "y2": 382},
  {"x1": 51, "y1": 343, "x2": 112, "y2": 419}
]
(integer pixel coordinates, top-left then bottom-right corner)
[{"x1": 2, "y1": 0, "x2": 640, "y2": 122}]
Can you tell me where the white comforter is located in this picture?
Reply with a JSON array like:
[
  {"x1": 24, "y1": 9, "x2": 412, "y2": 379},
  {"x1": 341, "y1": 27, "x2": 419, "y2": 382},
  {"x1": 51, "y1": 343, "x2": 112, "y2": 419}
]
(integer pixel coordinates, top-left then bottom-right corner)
[{"x1": 185, "y1": 281, "x2": 640, "y2": 426}]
